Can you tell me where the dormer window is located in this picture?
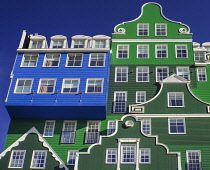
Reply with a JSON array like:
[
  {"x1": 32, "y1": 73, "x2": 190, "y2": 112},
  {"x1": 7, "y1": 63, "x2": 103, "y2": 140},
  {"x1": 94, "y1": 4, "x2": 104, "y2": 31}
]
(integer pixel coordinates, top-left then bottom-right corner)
[
  {"x1": 52, "y1": 40, "x2": 64, "y2": 48},
  {"x1": 155, "y1": 24, "x2": 167, "y2": 36},
  {"x1": 71, "y1": 35, "x2": 91, "y2": 48},
  {"x1": 29, "y1": 34, "x2": 47, "y2": 49},
  {"x1": 50, "y1": 35, "x2": 67, "y2": 48},
  {"x1": 92, "y1": 35, "x2": 110, "y2": 48},
  {"x1": 95, "y1": 40, "x2": 106, "y2": 48},
  {"x1": 74, "y1": 40, "x2": 85, "y2": 48},
  {"x1": 31, "y1": 41, "x2": 43, "y2": 49}
]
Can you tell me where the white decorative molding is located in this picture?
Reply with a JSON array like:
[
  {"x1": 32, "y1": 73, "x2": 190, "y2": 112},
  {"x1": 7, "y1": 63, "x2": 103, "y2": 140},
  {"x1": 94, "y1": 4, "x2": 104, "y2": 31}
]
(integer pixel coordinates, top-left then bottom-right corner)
[
  {"x1": 207, "y1": 106, "x2": 210, "y2": 113},
  {"x1": 129, "y1": 106, "x2": 144, "y2": 113},
  {"x1": 125, "y1": 120, "x2": 134, "y2": 127},
  {"x1": 18, "y1": 30, "x2": 27, "y2": 49},
  {"x1": 112, "y1": 39, "x2": 192, "y2": 42},
  {"x1": 161, "y1": 74, "x2": 190, "y2": 84}
]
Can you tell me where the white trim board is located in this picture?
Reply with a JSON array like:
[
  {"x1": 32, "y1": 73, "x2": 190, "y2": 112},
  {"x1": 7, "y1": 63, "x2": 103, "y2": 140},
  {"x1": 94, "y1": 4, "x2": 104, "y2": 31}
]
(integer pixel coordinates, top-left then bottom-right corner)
[{"x1": 112, "y1": 39, "x2": 192, "y2": 42}]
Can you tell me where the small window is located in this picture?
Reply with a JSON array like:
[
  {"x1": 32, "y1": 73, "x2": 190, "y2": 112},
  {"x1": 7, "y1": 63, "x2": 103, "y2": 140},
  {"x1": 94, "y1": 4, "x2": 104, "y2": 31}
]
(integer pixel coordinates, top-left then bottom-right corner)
[
  {"x1": 136, "y1": 91, "x2": 146, "y2": 103},
  {"x1": 62, "y1": 79, "x2": 80, "y2": 93},
  {"x1": 176, "y1": 45, "x2": 188, "y2": 58},
  {"x1": 141, "y1": 119, "x2": 151, "y2": 135},
  {"x1": 194, "y1": 52, "x2": 206, "y2": 62},
  {"x1": 30, "y1": 150, "x2": 47, "y2": 169},
  {"x1": 138, "y1": 24, "x2": 149, "y2": 36},
  {"x1": 52, "y1": 40, "x2": 64, "y2": 48},
  {"x1": 169, "y1": 118, "x2": 185, "y2": 134},
  {"x1": 9, "y1": 150, "x2": 26, "y2": 168},
  {"x1": 38, "y1": 79, "x2": 56, "y2": 94},
  {"x1": 186, "y1": 150, "x2": 202, "y2": 170},
  {"x1": 115, "y1": 67, "x2": 128, "y2": 82},
  {"x1": 95, "y1": 40, "x2": 106, "y2": 48},
  {"x1": 156, "y1": 45, "x2": 167, "y2": 58},
  {"x1": 85, "y1": 121, "x2": 100, "y2": 144},
  {"x1": 61, "y1": 121, "x2": 77, "y2": 144},
  {"x1": 139, "y1": 148, "x2": 150, "y2": 163},
  {"x1": 168, "y1": 92, "x2": 184, "y2": 107},
  {"x1": 21, "y1": 54, "x2": 38, "y2": 67},
  {"x1": 136, "y1": 67, "x2": 149, "y2": 82},
  {"x1": 106, "y1": 149, "x2": 117, "y2": 163},
  {"x1": 177, "y1": 67, "x2": 190, "y2": 80},
  {"x1": 74, "y1": 40, "x2": 85, "y2": 48},
  {"x1": 67, "y1": 151, "x2": 78, "y2": 165},
  {"x1": 121, "y1": 145, "x2": 136, "y2": 163},
  {"x1": 137, "y1": 45, "x2": 149, "y2": 59},
  {"x1": 156, "y1": 67, "x2": 169, "y2": 81},
  {"x1": 30, "y1": 40, "x2": 43, "y2": 49},
  {"x1": 86, "y1": 78, "x2": 103, "y2": 93},
  {"x1": 155, "y1": 23, "x2": 167, "y2": 36},
  {"x1": 197, "y1": 68, "x2": 207, "y2": 81},
  {"x1": 107, "y1": 120, "x2": 116, "y2": 135},
  {"x1": 14, "y1": 79, "x2": 33, "y2": 93},
  {"x1": 43, "y1": 120, "x2": 55, "y2": 137},
  {"x1": 89, "y1": 53, "x2": 105, "y2": 67},
  {"x1": 66, "y1": 53, "x2": 83, "y2": 67},
  {"x1": 113, "y1": 91, "x2": 127, "y2": 113},
  {"x1": 43, "y1": 54, "x2": 60, "y2": 67},
  {"x1": 117, "y1": 45, "x2": 129, "y2": 59}
]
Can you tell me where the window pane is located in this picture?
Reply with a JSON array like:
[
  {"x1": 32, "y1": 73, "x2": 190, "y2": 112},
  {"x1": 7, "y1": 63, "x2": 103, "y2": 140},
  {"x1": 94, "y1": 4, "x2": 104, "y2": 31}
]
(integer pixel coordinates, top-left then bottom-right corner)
[
  {"x1": 137, "y1": 45, "x2": 149, "y2": 58},
  {"x1": 89, "y1": 54, "x2": 105, "y2": 67},
  {"x1": 31, "y1": 151, "x2": 47, "y2": 168},
  {"x1": 67, "y1": 54, "x2": 82, "y2": 66},
  {"x1": 86, "y1": 79, "x2": 103, "y2": 93},
  {"x1": 117, "y1": 45, "x2": 129, "y2": 58},
  {"x1": 138, "y1": 24, "x2": 149, "y2": 36}
]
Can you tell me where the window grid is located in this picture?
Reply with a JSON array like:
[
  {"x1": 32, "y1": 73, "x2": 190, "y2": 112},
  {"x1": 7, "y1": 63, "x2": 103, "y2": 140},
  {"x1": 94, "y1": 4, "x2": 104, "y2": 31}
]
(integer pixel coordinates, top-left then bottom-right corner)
[
  {"x1": 38, "y1": 79, "x2": 56, "y2": 93},
  {"x1": 156, "y1": 45, "x2": 167, "y2": 58},
  {"x1": 137, "y1": 45, "x2": 149, "y2": 59},
  {"x1": 86, "y1": 79, "x2": 103, "y2": 93},
  {"x1": 136, "y1": 67, "x2": 149, "y2": 82},
  {"x1": 177, "y1": 67, "x2": 190, "y2": 80},
  {"x1": 15, "y1": 79, "x2": 32, "y2": 93},
  {"x1": 52, "y1": 40, "x2": 63, "y2": 48},
  {"x1": 176, "y1": 45, "x2": 188, "y2": 58},
  {"x1": 61, "y1": 121, "x2": 77, "y2": 144},
  {"x1": 121, "y1": 145, "x2": 136, "y2": 163},
  {"x1": 117, "y1": 45, "x2": 129, "y2": 59},
  {"x1": 106, "y1": 149, "x2": 117, "y2": 163},
  {"x1": 197, "y1": 68, "x2": 207, "y2": 81},
  {"x1": 115, "y1": 67, "x2": 128, "y2": 82},
  {"x1": 30, "y1": 151, "x2": 47, "y2": 168},
  {"x1": 43, "y1": 121, "x2": 55, "y2": 137},
  {"x1": 67, "y1": 151, "x2": 77, "y2": 165},
  {"x1": 169, "y1": 118, "x2": 185, "y2": 134},
  {"x1": 113, "y1": 92, "x2": 127, "y2": 113},
  {"x1": 107, "y1": 121, "x2": 116, "y2": 135},
  {"x1": 31, "y1": 41, "x2": 43, "y2": 49},
  {"x1": 141, "y1": 119, "x2": 151, "y2": 135},
  {"x1": 95, "y1": 40, "x2": 106, "y2": 48},
  {"x1": 44, "y1": 54, "x2": 60, "y2": 67},
  {"x1": 21, "y1": 54, "x2": 38, "y2": 67},
  {"x1": 194, "y1": 52, "x2": 206, "y2": 62},
  {"x1": 187, "y1": 151, "x2": 202, "y2": 170},
  {"x1": 156, "y1": 67, "x2": 169, "y2": 81},
  {"x1": 62, "y1": 79, "x2": 79, "y2": 93},
  {"x1": 136, "y1": 91, "x2": 146, "y2": 103},
  {"x1": 89, "y1": 53, "x2": 105, "y2": 67},
  {"x1": 67, "y1": 54, "x2": 83, "y2": 67},
  {"x1": 138, "y1": 24, "x2": 149, "y2": 36},
  {"x1": 155, "y1": 24, "x2": 167, "y2": 36},
  {"x1": 9, "y1": 150, "x2": 26, "y2": 168},
  {"x1": 85, "y1": 121, "x2": 100, "y2": 144},
  {"x1": 74, "y1": 40, "x2": 85, "y2": 48},
  {"x1": 139, "y1": 148, "x2": 150, "y2": 163},
  {"x1": 168, "y1": 92, "x2": 184, "y2": 107}
]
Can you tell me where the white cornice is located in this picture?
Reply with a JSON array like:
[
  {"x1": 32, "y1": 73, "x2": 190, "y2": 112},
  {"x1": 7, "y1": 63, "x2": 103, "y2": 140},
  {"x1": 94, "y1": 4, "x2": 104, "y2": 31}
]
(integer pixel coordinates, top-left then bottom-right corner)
[
  {"x1": 132, "y1": 114, "x2": 210, "y2": 118},
  {"x1": 112, "y1": 39, "x2": 192, "y2": 42}
]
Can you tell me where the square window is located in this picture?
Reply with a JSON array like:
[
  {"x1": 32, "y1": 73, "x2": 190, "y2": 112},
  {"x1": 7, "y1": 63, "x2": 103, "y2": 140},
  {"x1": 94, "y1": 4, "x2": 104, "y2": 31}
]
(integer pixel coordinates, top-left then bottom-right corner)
[
  {"x1": 186, "y1": 150, "x2": 202, "y2": 170},
  {"x1": 43, "y1": 54, "x2": 60, "y2": 67},
  {"x1": 31, "y1": 40, "x2": 43, "y2": 49},
  {"x1": 67, "y1": 151, "x2": 78, "y2": 165},
  {"x1": 117, "y1": 45, "x2": 129, "y2": 59},
  {"x1": 141, "y1": 119, "x2": 151, "y2": 135},
  {"x1": 197, "y1": 68, "x2": 207, "y2": 81},
  {"x1": 21, "y1": 54, "x2": 38, "y2": 67},
  {"x1": 156, "y1": 45, "x2": 167, "y2": 58},
  {"x1": 115, "y1": 67, "x2": 128, "y2": 82},
  {"x1": 30, "y1": 150, "x2": 47, "y2": 168},
  {"x1": 136, "y1": 91, "x2": 146, "y2": 103},
  {"x1": 155, "y1": 24, "x2": 167, "y2": 36},
  {"x1": 74, "y1": 40, "x2": 85, "y2": 48},
  {"x1": 38, "y1": 79, "x2": 56, "y2": 93},
  {"x1": 156, "y1": 67, "x2": 169, "y2": 81},
  {"x1": 113, "y1": 91, "x2": 127, "y2": 113},
  {"x1": 168, "y1": 92, "x2": 184, "y2": 107},
  {"x1": 137, "y1": 24, "x2": 149, "y2": 36},
  {"x1": 137, "y1": 45, "x2": 149, "y2": 59},
  {"x1": 86, "y1": 78, "x2": 103, "y2": 93},
  {"x1": 176, "y1": 45, "x2": 188, "y2": 58},
  {"x1": 177, "y1": 67, "x2": 190, "y2": 80},
  {"x1": 52, "y1": 40, "x2": 64, "y2": 48},
  {"x1": 85, "y1": 121, "x2": 100, "y2": 144},
  {"x1": 89, "y1": 53, "x2": 105, "y2": 67},
  {"x1": 121, "y1": 145, "x2": 136, "y2": 163},
  {"x1": 61, "y1": 121, "x2": 77, "y2": 144},
  {"x1": 14, "y1": 79, "x2": 33, "y2": 93},
  {"x1": 95, "y1": 40, "x2": 106, "y2": 48},
  {"x1": 62, "y1": 79, "x2": 80, "y2": 93},
  {"x1": 66, "y1": 54, "x2": 83, "y2": 67},
  {"x1": 169, "y1": 118, "x2": 185, "y2": 134},
  {"x1": 139, "y1": 148, "x2": 150, "y2": 163},
  {"x1": 136, "y1": 67, "x2": 149, "y2": 82},
  {"x1": 43, "y1": 120, "x2": 55, "y2": 137},
  {"x1": 9, "y1": 150, "x2": 26, "y2": 168},
  {"x1": 194, "y1": 52, "x2": 206, "y2": 62},
  {"x1": 107, "y1": 121, "x2": 116, "y2": 135},
  {"x1": 106, "y1": 149, "x2": 117, "y2": 163}
]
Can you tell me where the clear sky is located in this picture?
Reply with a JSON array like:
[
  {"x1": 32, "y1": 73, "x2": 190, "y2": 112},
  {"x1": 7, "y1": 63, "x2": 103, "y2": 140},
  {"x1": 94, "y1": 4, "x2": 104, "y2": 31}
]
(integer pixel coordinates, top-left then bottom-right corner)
[{"x1": 0, "y1": 0, "x2": 210, "y2": 151}]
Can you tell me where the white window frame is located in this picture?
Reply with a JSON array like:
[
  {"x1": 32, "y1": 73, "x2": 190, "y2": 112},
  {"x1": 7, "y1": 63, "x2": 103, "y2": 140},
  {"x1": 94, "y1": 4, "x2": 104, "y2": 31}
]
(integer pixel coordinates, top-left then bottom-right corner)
[
  {"x1": 194, "y1": 52, "x2": 206, "y2": 62},
  {"x1": 61, "y1": 121, "x2": 77, "y2": 144},
  {"x1": 155, "y1": 44, "x2": 168, "y2": 58},
  {"x1": 136, "y1": 67, "x2": 149, "y2": 82},
  {"x1": 156, "y1": 67, "x2": 169, "y2": 82},
  {"x1": 66, "y1": 53, "x2": 83, "y2": 67},
  {"x1": 43, "y1": 120, "x2": 55, "y2": 137},
  {"x1": 168, "y1": 118, "x2": 186, "y2": 134},
  {"x1": 168, "y1": 92, "x2": 184, "y2": 107},
  {"x1": 8, "y1": 150, "x2": 26, "y2": 168},
  {"x1": 94, "y1": 40, "x2": 106, "y2": 48},
  {"x1": 43, "y1": 54, "x2": 60, "y2": 67},
  {"x1": 155, "y1": 23, "x2": 167, "y2": 36},
  {"x1": 51, "y1": 40, "x2": 64, "y2": 48},
  {"x1": 14, "y1": 79, "x2": 33, "y2": 94},
  {"x1": 137, "y1": 44, "x2": 149, "y2": 59},
  {"x1": 139, "y1": 148, "x2": 151, "y2": 164},
  {"x1": 136, "y1": 91, "x2": 146, "y2": 103},
  {"x1": 106, "y1": 148, "x2": 117, "y2": 164},
  {"x1": 61, "y1": 78, "x2": 80, "y2": 94},
  {"x1": 141, "y1": 119, "x2": 151, "y2": 135},
  {"x1": 107, "y1": 120, "x2": 116, "y2": 135},
  {"x1": 72, "y1": 39, "x2": 85, "y2": 48},
  {"x1": 117, "y1": 45, "x2": 129, "y2": 59},
  {"x1": 29, "y1": 40, "x2": 44, "y2": 49},
  {"x1": 113, "y1": 91, "x2": 127, "y2": 113},
  {"x1": 176, "y1": 44, "x2": 188, "y2": 58},
  {"x1": 85, "y1": 78, "x2": 104, "y2": 94},
  {"x1": 115, "y1": 67, "x2": 128, "y2": 82},
  {"x1": 88, "y1": 53, "x2": 105, "y2": 67},
  {"x1": 186, "y1": 150, "x2": 202, "y2": 170},
  {"x1": 67, "y1": 150, "x2": 78, "y2": 165},
  {"x1": 176, "y1": 67, "x2": 190, "y2": 80},
  {"x1": 30, "y1": 150, "x2": 47, "y2": 169},
  {"x1": 121, "y1": 144, "x2": 136, "y2": 164},
  {"x1": 137, "y1": 23, "x2": 149, "y2": 36},
  {"x1": 197, "y1": 68, "x2": 207, "y2": 81},
  {"x1": 21, "y1": 54, "x2": 38, "y2": 67},
  {"x1": 37, "y1": 79, "x2": 56, "y2": 94},
  {"x1": 85, "y1": 121, "x2": 100, "y2": 144}
]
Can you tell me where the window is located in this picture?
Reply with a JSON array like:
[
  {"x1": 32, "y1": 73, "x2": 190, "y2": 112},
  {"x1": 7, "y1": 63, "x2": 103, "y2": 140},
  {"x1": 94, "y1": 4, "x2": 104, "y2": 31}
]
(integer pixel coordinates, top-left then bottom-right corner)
[
  {"x1": 197, "y1": 68, "x2": 207, "y2": 81},
  {"x1": 43, "y1": 54, "x2": 60, "y2": 67},
  {"x1": 30, "y1": 150, "x2": 47, "y2": 169},
  {"x1": 43, "y1": 120, "x2": 55, "y2": 137},
  {"x1": 186, "y1": 150, "x2": 202, "y2": 170},
  {"x1": 14, "y1": 79, "x2": 33, "y2": 93},
  {"x1": 62, "y1": 79, "x2": 80, "y2": 93},
  {"x1": 21, "y1": 54, "x2": 38, "y2": 67},
  {"x1": 117, "y1": 45, "x2": 129, "y2": 59},
  {"x1": 85, "y1": 121, "x2": 100, "y2": 144},
  {"x1": 177, "y1": 67, "x2": 190, "y2": 80},
  {"x1": 155, "y1": 23, "x2": 167, "y2": 36},
  {"x1": 169, "y1": 118, "x2": 185, "y2": 134},
  {"x1": 138, "y1": 24, "x2": 149, "y2": 36},
  {"x1": 107, "y1": 120, "x2": 116, "y2": 135},
  {"x1": 61, "y1": 121, "x2": 76, "y2": 144},
  {"x1": 113, "y1": 92, "x2": 127, "y2": 113},
  {"x1": 137, "y1": 45, "x2": 149, "y2": 59},
  {"x1": 38, "y1": 79, "x2": 56, "y2": 94},
  {"x1": 136, "y1": 91, "x2": 146, "y2": 103},
  {"x1": 136, "y1": 67, "x2": 149, "y2": 82},
  {"x1": 156, "y1": 67, "x2": 169, "y2": 81},
  {"x1": 121, "y1": 145, "x2": 136, "y2": 163},
  {"x1": 89, "y1": 53, "x2": 105, "y2": 67},
  {"x1": 106, "y1": 149, "x2": 117, "y2": 163},
  {"x1": 139, "y1": 148, "x2": 150, "y2": 163},
  {"x1": 52, "y1": 40, "x2": 64, "y2": 48},
  {"x1": 141, "y1": 119, "x2": 151, "y2": 135},
  {"x1": 115, "y1": 67, "x2": 128, "y2": 82},
  {"x1": 73, "y1": 40, "x2": 85, "y2": 48},
  {"x1": 66, "y1": 53, "x2": 83, "y2": 67},
  {"x1": 95, "y1": 40, "x2": 106, "y2": 48},
  {"x1": 86, "y1": 78, "x2": 103, "y2": 93},
  {"x1": 168, "y1": 92, "x2": 184, "y2": 107},
  {"x1": 67, "y1": 151, "x2": 78, "y2": 165},
  {"x1": 30, "y1": 40, "x2": 43, "y2": 49},
  {"x1": 176, "y1": 45, "x2": 188, "y2": 58},
  {"x1": 9, "y1": 150, "x2": 26, "y2": 168},
  {"x1": 156, "y1": 45, "x2": 167, "y2": 58},
  {"x1": 194, "y1": 52, "x2": 206, "y2": 62}
]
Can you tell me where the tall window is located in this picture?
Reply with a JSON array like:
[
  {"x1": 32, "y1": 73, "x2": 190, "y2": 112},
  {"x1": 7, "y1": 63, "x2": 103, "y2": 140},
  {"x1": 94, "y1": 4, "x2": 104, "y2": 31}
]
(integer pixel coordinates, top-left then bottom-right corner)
[
  {"x1": 107, "y1": 120, "x2": 116, "y2": 135},
  {"x1": 73, "y1": 40, "x2": 85, "y2": 48},
  {"x1": 43, "y1": 120, "x2": 55, "y2": 137},
  {"x1": 136, "y1": 67, "x2": 149, "y2": 82},
  {"x1": 176, "y1": 45, "x2": 188, "y2": 58},
  {"x1": 138, "y1": 24, "x2": 149, "y2": 36},
  {"x1": 186, "y1": 150, "x2": 202, "y2": 170},
  {"x1": 14, "y1": 79, "x2": 33, "y2": 93},
  {"x1": 156, "y1": 67, "x2": 169, "y2": 81},
  {"x1": 117, "y1": 45, "x2": 129, "y2": 59},
  {"x1": 9, "y1": 150, "x2": 26, "y2": 168},
  {"x1": 95, "y1": 40, "x2": 106, "y2": 48},
  {"x1": 137, "y1": 45, "x2": 149, "y2": 59},
  {"x1": 155, "y1": 24, "x2": 167, "y2": 36},
  {"x1": 66, "y1": 53, "x2": 83, "y2": 67},
  {"x1": 62, "y1": 79, "x2": 80, "y2": 93},
  {"x1": 139, "y1": 148, "x2": 150, "y2": 163},
  {"x1": 115, "y1": 67, "x2": 128, "y2": 82},
  {"x1": 194, "y1": 52, "x2": 206, "y2": 62},
  {"x1": 169, "y1": 118, "x2": 185, "y2": 134},
  {"x1": 121, "y1": 145, "x2": 136, "y2": 163},
  {"x1": 61, "y1": 121, "x2": 77, "y2": 144},
  {"x1": 177, "y1": 67, "x2": 190, "y2": 80},
  {"x1": 43, "y1": 54, "x2": 60, "y2": 67},
  {"x1": 106, "y1": 149, "x2": 117, "y2": 163},
  {"x1": 141, "y1": 119, "x2": 151, "y2": 135},
  {"x1": 21, "y1": 54, "x2": 38, "y2": 67},
  {"x1": 156, "y1": 45, "x2": 167, "y2": 58},
  {"x1": 31, "y1": 40, "x2": 43, "y2": 49},
  {"x1": 113, "y1": 92, "x2": 127, "y2": 113},
  {"x1": 86, "y1": 78, "x2": 103, "y2": 93},
  {"x1": 52, "y1": 40, "x2": 64, "y2": 48},
  {"x1": 67, "y1": 151, "x2": 78, "y2": 165},
  {"x1": 197, "y1": 68, "x2": 207, "y2": 81},
  {"x1": 168, "y1": 92, "x2": 184, "y2": 107},
  {"x1": 85, "y1": 121, "x2": 100, "y2": 144},
  {"x1": 30, "y1": 150, "x2": 47, "y2": 169},
  {"x1": 38, "y1": 79, "x2": 56, "y2": 93},
  {"x1": 89, "y1": 53, "x2": 105, "y2": 67},
  {"x1": 136, "y1": 91, "x2": 146, "y2": 103}
]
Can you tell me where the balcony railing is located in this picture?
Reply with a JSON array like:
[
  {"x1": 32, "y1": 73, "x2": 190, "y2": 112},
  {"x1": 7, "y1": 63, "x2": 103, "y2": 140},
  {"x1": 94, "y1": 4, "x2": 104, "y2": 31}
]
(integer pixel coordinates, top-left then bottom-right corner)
[
  {"x1": 85, "y1": 132, "x2": 100, "y2": 144},
  {"x1": 113, "y1": 102, "x2": 127, "y2": 113},
  {"x1": 60, "y1": 131, "x2": 75, "y2": 144}
]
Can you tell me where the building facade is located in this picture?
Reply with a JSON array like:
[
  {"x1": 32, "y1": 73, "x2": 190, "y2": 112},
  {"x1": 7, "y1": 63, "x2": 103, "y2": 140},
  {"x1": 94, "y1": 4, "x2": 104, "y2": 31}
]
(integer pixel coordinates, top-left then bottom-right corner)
[{"x1": 1, "y1": 2, "x2": 210, "y2": 170}]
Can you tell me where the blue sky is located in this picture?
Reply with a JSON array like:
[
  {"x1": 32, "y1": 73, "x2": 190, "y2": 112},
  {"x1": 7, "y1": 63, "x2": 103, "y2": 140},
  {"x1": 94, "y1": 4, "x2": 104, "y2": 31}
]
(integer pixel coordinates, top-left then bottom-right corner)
[{"x1": 0, "y1": 0, "x2": 210, "y2": 151}]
